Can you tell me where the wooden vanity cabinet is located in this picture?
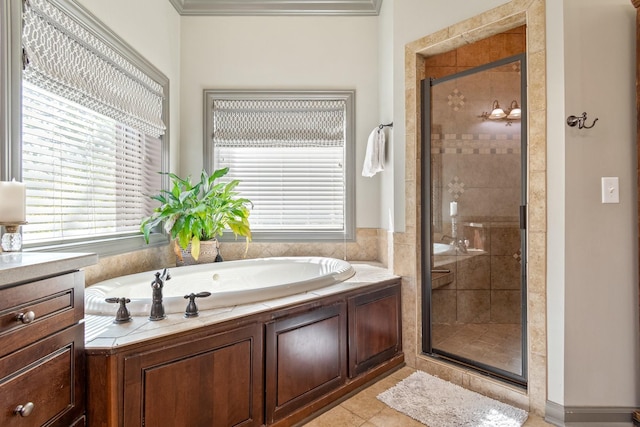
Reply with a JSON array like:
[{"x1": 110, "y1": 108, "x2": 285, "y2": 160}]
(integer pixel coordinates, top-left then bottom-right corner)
[{"x1": 0, "y1": 270, "x2": 86, "y2": 427}]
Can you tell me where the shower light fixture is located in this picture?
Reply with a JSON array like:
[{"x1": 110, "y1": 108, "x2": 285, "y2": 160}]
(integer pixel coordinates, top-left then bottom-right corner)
[{"x1": 479, "y1": 99, "x2": 521, "y2": 125}]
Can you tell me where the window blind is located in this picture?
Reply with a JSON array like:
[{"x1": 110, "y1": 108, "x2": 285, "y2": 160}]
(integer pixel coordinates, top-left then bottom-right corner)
[
  {"x1": 22, "y1": 82, "x2": 162, "y2": 245},
  {"x1": 22, "y1": 0, "x2": 166, "y2": 137},
  {"x1": 212, "y1": 98, "x2": 347, "y2": 233}
]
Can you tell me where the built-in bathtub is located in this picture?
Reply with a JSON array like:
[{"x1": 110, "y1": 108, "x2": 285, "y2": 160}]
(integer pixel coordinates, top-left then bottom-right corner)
[{"x1": 85, "y1": 256, "x2": 355, "y2": 316}]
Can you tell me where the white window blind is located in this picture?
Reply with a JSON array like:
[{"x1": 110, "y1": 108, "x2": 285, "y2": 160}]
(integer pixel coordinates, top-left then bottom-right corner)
[
  {"x1": 214, "y1": 146, "x2": 344, "y2": 230},
  {"x1": 210, "y1": 95, "x2": 353, "y2": 237},
  {"x1": 22, "y1": 82, "x2": 162, "y2": 245}
]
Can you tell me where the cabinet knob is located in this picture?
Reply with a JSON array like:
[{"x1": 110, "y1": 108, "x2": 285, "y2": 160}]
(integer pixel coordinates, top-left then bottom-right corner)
[
  {"x1": 14, "y1": 402, "x2": 34, "y2": 417},
  {"x1": 16, "y1": 311, "x2": 35, "y2": 324}
]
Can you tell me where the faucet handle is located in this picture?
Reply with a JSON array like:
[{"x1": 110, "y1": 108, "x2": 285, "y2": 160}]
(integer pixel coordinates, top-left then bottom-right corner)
[
  {"x1": 105, "y1": 297, "x2": 132, "y2": 323},
  {"x1": 183, "y1": 292, "x2": 212, "y2": 318}
]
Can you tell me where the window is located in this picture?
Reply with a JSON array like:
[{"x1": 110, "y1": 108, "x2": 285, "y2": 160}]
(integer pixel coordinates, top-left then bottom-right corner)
[
  {"x1": 1, "y1": 0, "x2": 170, "y2": 254},
  {"x1": 22, "y1": 82, "x2": 162, "y2": 246},
  {"x1": 204, "y1": 90, "x2": 355, "y2": 242}
]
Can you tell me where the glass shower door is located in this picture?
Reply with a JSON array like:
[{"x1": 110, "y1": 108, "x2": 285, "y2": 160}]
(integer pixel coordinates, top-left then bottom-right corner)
[{"x1": 421, "y1": 54, "x2": 527, "y2": 386}]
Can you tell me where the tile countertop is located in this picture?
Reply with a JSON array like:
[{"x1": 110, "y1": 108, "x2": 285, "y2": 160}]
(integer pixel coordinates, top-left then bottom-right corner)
[
  {"x1": 0, "y1": 251, "x2": 98, "y2": 288},
  {"x1": 85, "y1": 262, "x2": 399, "y2": 352}
]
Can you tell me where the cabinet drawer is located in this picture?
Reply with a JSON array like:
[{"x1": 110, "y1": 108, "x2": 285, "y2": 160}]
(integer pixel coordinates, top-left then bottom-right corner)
[
  {"x1": 0, "y1": 323, "x2": 85, "y2": 427},
  {"x1": 0, "y1": 272, "x2": 84, "y2": 358}
]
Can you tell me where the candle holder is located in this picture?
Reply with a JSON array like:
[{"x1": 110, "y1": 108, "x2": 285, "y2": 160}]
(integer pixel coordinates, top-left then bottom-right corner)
[{"x1": 1, "y1": 222, "x2": 27, "y2": 252}]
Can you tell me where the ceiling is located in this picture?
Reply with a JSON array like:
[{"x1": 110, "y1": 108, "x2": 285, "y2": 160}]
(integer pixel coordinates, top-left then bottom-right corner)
[{"x1": 167, "y1": 0, "x2": 383, "y2": 16}]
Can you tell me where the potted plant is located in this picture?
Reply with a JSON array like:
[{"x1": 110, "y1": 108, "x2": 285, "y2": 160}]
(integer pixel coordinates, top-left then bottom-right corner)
[{"x1": 141, "y1": 167, "x2": 252, "y2": 265}]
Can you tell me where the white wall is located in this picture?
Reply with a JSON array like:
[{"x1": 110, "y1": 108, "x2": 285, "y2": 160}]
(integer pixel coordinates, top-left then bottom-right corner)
[
  {"x1": 76, "y1": 0, "x2": 182, "y2": 173},
  {"x1": 179, "y1": 15, "x2": 380, "y2": 228},
  {"x1": 382, "y1": 0, "x2": 510, "y2": 233},
  {"x1": 562, "y1": 0, "x2": 638, "y2": 407},
  {"x1": 378, "y1": 0, "x2": 394, "y2": 232},
  {"x1": 546, "y1": 0, "x2": 567, "y2": 407}
]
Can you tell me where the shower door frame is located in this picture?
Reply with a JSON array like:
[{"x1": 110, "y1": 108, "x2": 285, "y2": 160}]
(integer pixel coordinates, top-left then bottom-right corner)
[{"x1": 420, "y1": 53, "x2": 528, "y2": 387}]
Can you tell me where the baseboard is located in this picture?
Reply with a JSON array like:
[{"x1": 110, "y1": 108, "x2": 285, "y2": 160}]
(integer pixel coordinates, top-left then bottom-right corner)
[{"x1": 545, "y1": 401, "x2": 637, "y2": 426}]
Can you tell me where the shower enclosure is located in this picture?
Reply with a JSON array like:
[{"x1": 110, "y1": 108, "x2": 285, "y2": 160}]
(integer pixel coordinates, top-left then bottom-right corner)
[{"x1": 421, "y1": 54, "x2": 527, "y2": 386}]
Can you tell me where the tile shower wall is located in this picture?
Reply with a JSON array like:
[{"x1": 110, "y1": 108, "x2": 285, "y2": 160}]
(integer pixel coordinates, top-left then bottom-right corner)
[
  {"x1": 432, "y1": 131, "x2": 522, "y2": 326},
  {"x1": 428, "y1": 26, "x2": 525, "y2": 327},
  {"x1": 433, "y1": 222, "x2": 522, "y2": 325}
]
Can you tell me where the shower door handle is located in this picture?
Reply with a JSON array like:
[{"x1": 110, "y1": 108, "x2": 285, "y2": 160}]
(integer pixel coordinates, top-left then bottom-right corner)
[{"x1": 520, "y1": 205, "x2": 526, "y2": 230}]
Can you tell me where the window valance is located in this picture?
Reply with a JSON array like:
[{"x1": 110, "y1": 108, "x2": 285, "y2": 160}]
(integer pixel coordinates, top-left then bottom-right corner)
[
  {"x1": 22, "y1": 0, "x2": 166, "y2": 137},
  {"x1": 212, "y1": 99, "x2": 346, "y2": 148}
]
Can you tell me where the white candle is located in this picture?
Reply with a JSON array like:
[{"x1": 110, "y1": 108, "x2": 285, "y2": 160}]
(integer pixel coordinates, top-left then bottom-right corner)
[
  {"x1": 450, "y1": 201, "x2": 458, "y2": 217},
  {"x1": 0, "y1": 180, "x2": 26, "y2": 223}
]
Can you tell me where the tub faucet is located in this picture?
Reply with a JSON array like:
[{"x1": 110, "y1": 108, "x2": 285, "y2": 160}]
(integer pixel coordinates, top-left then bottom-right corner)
[
  {"x1": 441, "y1": 235, "x2": 468, "y2": 254},
  {"x1": 149, "y1": 268, "x2": 171, "y2": 321}
]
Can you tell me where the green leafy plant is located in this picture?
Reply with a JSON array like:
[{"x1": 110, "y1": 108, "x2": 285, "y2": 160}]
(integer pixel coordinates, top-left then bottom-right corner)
[{"x1": 141, "y1": 167, "x2": 252, "y2": 261}]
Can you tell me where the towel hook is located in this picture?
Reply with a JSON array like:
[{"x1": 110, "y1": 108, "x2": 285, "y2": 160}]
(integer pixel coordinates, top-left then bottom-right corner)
[
  {"x1": 566, "y1": 112, "x2": 598, "y2": 129},
  {"x1": 378, "y1": 122, "x2": 393, "y2": 129}
]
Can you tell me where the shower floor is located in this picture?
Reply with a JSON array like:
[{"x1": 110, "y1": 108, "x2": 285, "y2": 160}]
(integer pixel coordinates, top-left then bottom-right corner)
[{"x1": 432, "y1": 323, "x2": 522, "y2": 375}]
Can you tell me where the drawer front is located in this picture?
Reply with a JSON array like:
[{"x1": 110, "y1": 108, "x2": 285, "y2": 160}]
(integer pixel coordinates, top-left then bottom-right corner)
[
  {"x1": 0, "y1": 272, "x2": 84, "y2": 358},
  {"x1": 0, "y1": 323, "x2": 85, "y2": 427}
]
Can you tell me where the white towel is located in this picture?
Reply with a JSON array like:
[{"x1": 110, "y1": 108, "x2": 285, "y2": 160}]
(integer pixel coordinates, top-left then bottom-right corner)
[{"x1": 362, "y1": 127, "x2": 385, "y2": 177}]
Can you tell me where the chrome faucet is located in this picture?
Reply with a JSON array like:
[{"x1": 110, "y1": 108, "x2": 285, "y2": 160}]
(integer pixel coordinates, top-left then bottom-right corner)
[
  {"x1": 441, "y1": 235, "x2": 469, "y2": 254},
  {"x1": 149, "y1": 268, "x2": 171, "y2": 321}
]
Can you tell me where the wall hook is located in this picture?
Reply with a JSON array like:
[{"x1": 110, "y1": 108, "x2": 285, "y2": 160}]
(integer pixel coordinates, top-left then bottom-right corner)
[{"x1": 567, "y1": 112, "x2": 598, "y2": 129}]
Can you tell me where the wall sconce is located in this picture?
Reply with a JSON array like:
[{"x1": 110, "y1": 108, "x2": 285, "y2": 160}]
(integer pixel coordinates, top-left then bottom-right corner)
[
  {"x1": 479, "y1": 100, "x2": 521, "y2": 125},
  {"x1": 566, "y1": 112, "x2": 598, "y2": 129}
]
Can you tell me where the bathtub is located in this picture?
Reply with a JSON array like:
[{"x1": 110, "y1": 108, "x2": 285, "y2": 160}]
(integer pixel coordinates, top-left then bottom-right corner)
[{"x1": 85, "y1": 256, "x2": 355, "y2": 316}]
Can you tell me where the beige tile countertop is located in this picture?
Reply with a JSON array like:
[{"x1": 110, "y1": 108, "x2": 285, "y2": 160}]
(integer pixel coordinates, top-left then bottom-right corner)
[{"x1": 85, "y1": 262, "x2": 399, "y2": 351}]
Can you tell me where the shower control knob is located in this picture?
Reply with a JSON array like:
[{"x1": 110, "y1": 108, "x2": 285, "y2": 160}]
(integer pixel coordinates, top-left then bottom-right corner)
[{"x1": 184, "y1": 292, "x2": 212, "y2": 318}]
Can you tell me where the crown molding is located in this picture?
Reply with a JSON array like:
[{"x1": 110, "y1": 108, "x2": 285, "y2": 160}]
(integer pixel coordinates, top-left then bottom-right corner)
[{"x1": 168, "y1": 0, "x2": 382, "y2": 16}]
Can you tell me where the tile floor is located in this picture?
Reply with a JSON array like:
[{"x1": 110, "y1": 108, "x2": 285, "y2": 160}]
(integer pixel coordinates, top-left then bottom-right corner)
[
  {"x1": 302, "y1": 367, "x2": 553, "y2": 427},
  {"x1": 432, "y1": 323, "x2": 523, "y2": 374}
]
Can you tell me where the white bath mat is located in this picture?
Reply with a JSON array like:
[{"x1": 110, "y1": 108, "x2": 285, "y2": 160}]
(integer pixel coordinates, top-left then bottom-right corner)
[{"x1": 377, "y1": 371, "x2": 528, "y2": 427}]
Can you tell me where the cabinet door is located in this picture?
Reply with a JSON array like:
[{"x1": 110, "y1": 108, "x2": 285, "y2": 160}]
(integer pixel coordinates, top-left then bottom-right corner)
[
  {"x1": 0, "y1": 323, "x2": 85, "y2": 427},
  {"x1": 123, "y1": 323, "x2": 263, "y2": 427},
  {"x1": 265, "y1": 303, "x2": 347, "y2": 424},
  {"x1": 348, "y1": 283, "x2": 402, "y2": 377}
]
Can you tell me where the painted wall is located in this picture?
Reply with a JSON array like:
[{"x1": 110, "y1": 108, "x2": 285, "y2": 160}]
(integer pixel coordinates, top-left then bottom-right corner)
[
  {"x1": 545, "y1": 0, "x2": 567, "y2": 407},
  {"x1": 562, "y1": 0, "x2": 638, "y2": 408},
  {"x1": 380, "y1": 0, "x2": 510, "y2": 233},
  {"x1": 76, "y1": 0, "x2": 182, "y2": 173},
  {"x1": 179, "y1": 15, "x2": 380, "y2": 228}
]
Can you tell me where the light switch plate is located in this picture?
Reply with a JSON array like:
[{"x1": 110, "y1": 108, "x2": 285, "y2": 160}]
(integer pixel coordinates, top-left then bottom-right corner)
[{"x1": 601, "y1": 177, "x2": 619, "y2": 204}]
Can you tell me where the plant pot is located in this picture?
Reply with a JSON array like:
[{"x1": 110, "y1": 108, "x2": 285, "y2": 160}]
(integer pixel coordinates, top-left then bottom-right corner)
[{"x1": 175, "y1": 240, "x2": 223, "y2": 266}]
